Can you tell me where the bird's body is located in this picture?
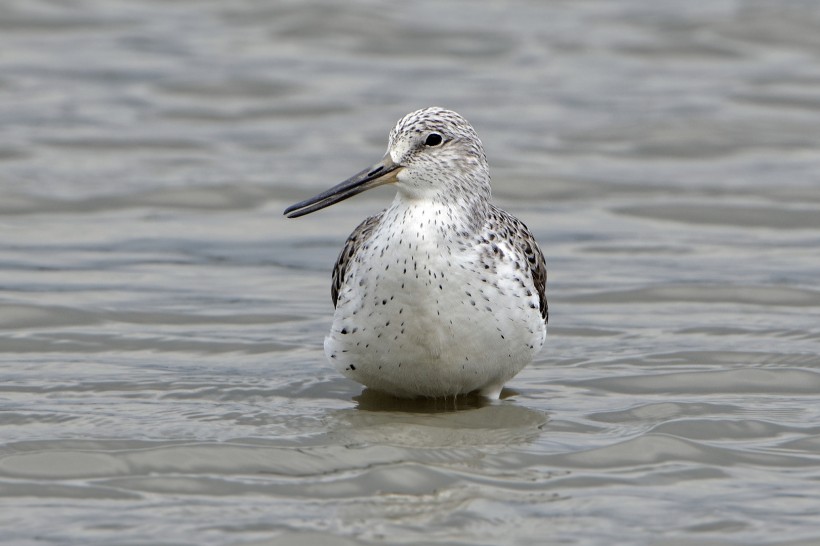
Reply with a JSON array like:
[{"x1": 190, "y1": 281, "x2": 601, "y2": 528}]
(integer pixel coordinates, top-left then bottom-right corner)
[{"x1": 285, "y1": 107, "x2": 547, "y2": 399}]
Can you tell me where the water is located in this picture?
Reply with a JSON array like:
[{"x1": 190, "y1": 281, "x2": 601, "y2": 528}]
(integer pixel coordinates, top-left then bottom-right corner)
[{"x1": 2, "y1": 0, "x2": 820, "y2": 544}]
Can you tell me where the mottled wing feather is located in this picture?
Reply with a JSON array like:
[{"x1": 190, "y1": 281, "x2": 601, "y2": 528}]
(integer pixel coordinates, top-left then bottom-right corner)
[
  {"x1": 331, "y1": 212, "x2": 383, "y2": 308},
  {"x1": 491, "y1": 206, "x2": 549, "y2": 324},
  {"x1": 526, "y1": 228, "x2": 549, "y2": 324}
]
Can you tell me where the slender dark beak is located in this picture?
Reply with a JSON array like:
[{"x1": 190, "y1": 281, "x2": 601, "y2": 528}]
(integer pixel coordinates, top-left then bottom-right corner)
[{"x1": 284, "y1": 155, "x2": 401, "y2": 218}]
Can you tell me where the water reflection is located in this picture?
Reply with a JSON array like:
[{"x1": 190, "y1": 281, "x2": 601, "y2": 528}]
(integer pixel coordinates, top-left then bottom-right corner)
[
  {"x1": 352, "y1": 387, "x2": 520, "y2": 413},
  {"x1": 328, "y1": 393, "x2": 548, "y2": 449}
]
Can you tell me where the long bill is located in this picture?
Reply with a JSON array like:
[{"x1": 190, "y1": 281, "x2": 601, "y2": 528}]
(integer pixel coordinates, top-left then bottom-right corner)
[{"x1": 284, "y1": 155, "x2": 401, "y2": 218}]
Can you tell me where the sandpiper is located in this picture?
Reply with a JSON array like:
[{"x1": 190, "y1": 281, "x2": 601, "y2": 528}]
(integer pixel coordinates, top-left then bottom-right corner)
[{"x1": 285, "y1": 107, "x2": 547, "y2": 398}]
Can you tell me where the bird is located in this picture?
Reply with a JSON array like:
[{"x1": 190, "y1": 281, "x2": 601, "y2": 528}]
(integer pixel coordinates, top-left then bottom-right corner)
[{"x1": 284, "y1": 107, "x2": 547, "y2": 399}]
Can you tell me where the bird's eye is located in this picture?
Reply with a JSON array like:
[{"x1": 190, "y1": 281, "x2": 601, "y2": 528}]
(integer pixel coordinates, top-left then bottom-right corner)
[{"x1": 424, "y1": 133, "x2": 443, "y2": 146}]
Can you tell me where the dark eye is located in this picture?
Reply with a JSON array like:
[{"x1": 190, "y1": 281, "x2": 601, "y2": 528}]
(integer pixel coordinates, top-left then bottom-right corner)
[{"x1": 424, "y1": 133, "x2": 443, "y2": 146}]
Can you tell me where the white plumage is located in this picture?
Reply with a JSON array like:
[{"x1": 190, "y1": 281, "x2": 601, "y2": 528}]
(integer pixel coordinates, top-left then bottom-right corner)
[{"x1": 285, "y1": 107, "x2": 548, "y2": 398}]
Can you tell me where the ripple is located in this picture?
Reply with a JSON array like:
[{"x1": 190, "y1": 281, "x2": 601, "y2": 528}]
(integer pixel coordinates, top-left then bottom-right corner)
[
  {"x1": 616, "y1": 203, "x2": 820, "y2": 230},
  {"x1": 578, "y1": 368, "x2": 820, "y2": 395},
  {"x1": 567, "y1": 284, "x2": 820, "y2": 306},
  {"x1": 36, "y1": 137, "x2": 210, "y2": 152},
  {"x1": 649, "y1": 418, "x2": 820, "y2": 441},
  {"x1": 0, "y1": 184, "x2": 279, "y2": 215},
  {"x1": 536, "y1": 434, "x2": 820, "y2": 469},
  {"x1": 588, "y1": 402, "x2": 742, "y2": 424},
  {"x1": 0, "y1": 441, "x2": 412, "y2": 480},
  {"x1": 0, "y1": 330, "x2": 292, "y2": 354},
  {"x1": 154, "y1": 78, "x2": 300, "y2": 99}
]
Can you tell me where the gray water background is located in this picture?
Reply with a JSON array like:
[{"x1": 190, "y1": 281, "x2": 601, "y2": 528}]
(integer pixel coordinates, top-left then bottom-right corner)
[{"x1": 2, "y1": 0, "x2": 820, "y2": 544}]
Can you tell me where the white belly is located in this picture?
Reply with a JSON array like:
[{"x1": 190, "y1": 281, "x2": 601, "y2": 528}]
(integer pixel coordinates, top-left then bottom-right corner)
[{"x1": 324, "y1": 205, "x2": 546, "y2": 398}]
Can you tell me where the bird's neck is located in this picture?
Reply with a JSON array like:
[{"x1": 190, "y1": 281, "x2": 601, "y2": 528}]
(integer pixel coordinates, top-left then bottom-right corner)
[
  {"x1": 386, "y1": 191, "x2": 489, "y2": 239},
  {"x1": 391, "y1": 171, "x2": 491, "y2": 234}
]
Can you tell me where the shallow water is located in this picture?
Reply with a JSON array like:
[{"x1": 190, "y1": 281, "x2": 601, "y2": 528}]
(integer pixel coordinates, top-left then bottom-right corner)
[{"x1": 2, "y1": 0, "x2": 820, "y2": 544}]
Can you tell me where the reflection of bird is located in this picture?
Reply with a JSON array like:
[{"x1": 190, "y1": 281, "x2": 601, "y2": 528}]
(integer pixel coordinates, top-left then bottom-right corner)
[{"x1": 285, "y1": 107, "x2": 547, "y2": 398}]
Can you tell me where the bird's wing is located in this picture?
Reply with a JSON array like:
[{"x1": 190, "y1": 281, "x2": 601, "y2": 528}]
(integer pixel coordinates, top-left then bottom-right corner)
[
  {"x1": 331, "y1": 212, "x2": 383, "y2": 308},
  {"x1": 490, "y1": 206, "x2": 548, "y2": 324},
  {"x1": 526, "y1": 228, "x2": 549, "y2": 324}
]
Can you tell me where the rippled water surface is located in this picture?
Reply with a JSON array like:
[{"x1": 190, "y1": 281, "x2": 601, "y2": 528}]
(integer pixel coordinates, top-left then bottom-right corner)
[{"x1": 3, "y1": 1, "x2": 820, "y2": 544}]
